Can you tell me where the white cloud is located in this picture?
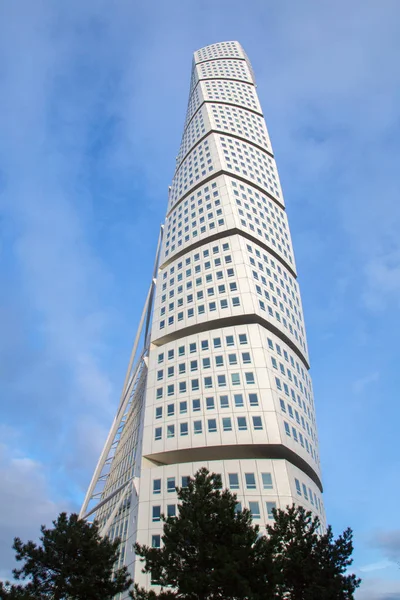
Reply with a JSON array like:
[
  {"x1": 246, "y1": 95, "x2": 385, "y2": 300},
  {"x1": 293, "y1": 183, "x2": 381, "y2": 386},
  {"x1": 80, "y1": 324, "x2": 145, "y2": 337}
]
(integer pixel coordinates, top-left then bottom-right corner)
[{"x1": 352, "y1": 372, "x2": 380, "y2": 395}]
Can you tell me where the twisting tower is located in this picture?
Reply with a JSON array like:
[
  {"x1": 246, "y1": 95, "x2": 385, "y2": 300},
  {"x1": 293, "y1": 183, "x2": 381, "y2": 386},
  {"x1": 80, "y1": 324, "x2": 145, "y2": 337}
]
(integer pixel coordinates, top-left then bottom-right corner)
[{"x1": 80, "y1": 41, "x2": 325, "y2": 593}]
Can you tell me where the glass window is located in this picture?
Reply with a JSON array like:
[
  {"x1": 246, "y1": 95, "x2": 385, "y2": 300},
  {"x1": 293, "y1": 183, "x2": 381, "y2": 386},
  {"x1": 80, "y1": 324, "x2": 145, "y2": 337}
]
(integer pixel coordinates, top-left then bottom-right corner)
[
  {"x1": 180, "y1": 422, "x2": 188, "y2": 436},
  {"x1": 302, "y1": 484, "x2": 309, "y2": 500},
  {"x1": 206, "y1": 396, "x2": 215, "y2": 410},
  {"x1": 179, "y1": 363, "x2": 186, "y2": 375},
  {"x1": 156, "y1": 388, "x2": 163, "y2": 400},
  {"x1": 167, "y1": 477, "x2": 176, "y2": 493},
  {"x1": 249, "y1": 501, "x2": 260, "y2": 519},
  {"x1": 155, "y1": 427, "x2": 162, "y2": 441},
  {"x1": 245, "y1": 372, "x2": 255, "y2": 384},
  {"x1": 245, "y1": 473, "x2": 256, "y2": 489},
  {"x1": 252, "y1": 416, "x2": 263, "y2": 430},
  {"x1": 192, "y1": 398, "x2": 201, "y2": 412},
  {"x1": 217, "y1": 375, "x2": 226, "y2": 387},
  {"x1": 189, "y1": 343, "x2": 197, "y2": 353},
  {"x1": 222, "y1": 417, "x2": 232, "y2": 431},
  {"x1": 220, "y1": 299, "x2": 228, "y2": 309},
  {"x1": 202, "y1": 357, "x2": 211, "y2": 369},
  {"x1": 213, "y1": 337, "x2": 221, "y2": 348},
  {"x1": 262, "y1": 473, "x2": 273, "y2": 490},
  {"x1": 167, "y1": 404, "x2": 175, "y2": 417},
  {"x1": 249, "y1": 393, "x2": 259, "y2": 406},
  {"x1": 153, "y1": 479, "x2": 161, "y2": 494},
  {"x1": 167, "y1": 504, "x2": 176, "y2": 518},
  {"x1": 158, "y1": 353, "x2": 164, "y2": 364},
  {"x1": 180, "y1": 400, "x2": 187, "y2": 414},
  {"x1": 168, "y1": 350, "x2": 174, "y2": 360},
  {"x1": 152, "y1": 535, "x2": 161, "y2": 548},
  {"x1": 228, "y1": 473, "x2": 239, "y2": 489},
  {"x1": 215, "y1": 355, "x2": 224, "y2": 367},
  {"x1": 226, "y1": 335, "x2": 235, "y2": 346},
  {"x1": 220, "y1": 395, "x2": 229, "y2": 409},
  {"x1": 204, "y1": 376, "x2": 213, "y2": 388},
  {"x1": 181, "y1": 476, "x2": 190, "y2": 488},
  {"x1": 193, "y1": 420, "x2": 203, "y2": 434},
  {"x1": 231, "y1": 373, "x2": 240, "y2": 386},
  {"x1": 152, "y1": 506, "x2": 161, "y2": 522},
  {"x1": 234, "y1": 393, "x2": 244, "y2": 407},
  {"x1": 237, "y1": 417, "x2": 247, "y2": 431},
  {"x1": 284, "y1": 422, "x2": 291, "y2": 436},
  {"x1": 167, "y1": 384, "x2": 174, "y2": 396},
  {"x1": 167, "y1": 424, "x2": 175, "y2": 438},
  {"x1": 242, "y1": 352, "x2": 251, "y2": 364},
  {"x1": 266, "y1": 501, "x2": 276, "y2": 520},
  {"x1": 228, "y1": 353, "x2": 237, "y2": 365},
  {"x1": 191, "y1": 379, "x2": 199, "y2": 391},
  {"x1": 190, "y1": 360, "x2": 198, "y2": 372},
  {"x1": 295, "y1": 478, "x2": 302, "y2": 495},
  {"x1": 155, "y1": 406, "x2": 162, "y2": 419},
  {"x1": 201, "y1": 340, "x2": 209, "y2": 351},
  {"x1": 208, "y1": 418, "x2": 217, "y2": 433}
]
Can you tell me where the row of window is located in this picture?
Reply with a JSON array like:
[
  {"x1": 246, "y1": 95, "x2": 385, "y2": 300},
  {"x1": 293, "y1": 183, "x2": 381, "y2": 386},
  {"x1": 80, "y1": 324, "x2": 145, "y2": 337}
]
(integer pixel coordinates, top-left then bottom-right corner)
[
  {"x1": 154, "y1": 414, "x2": 264, "y2": 440},
  {"x1": 284, "y1": 421, "x2": 318, "y2": 463},
  {"x1": 155, "y1": 393, "x2": 260, "y2": 420},
  {"x1": 161, "y1": 282, "x2": 238, "y2": 308},
  {"x1": 157, "y1": 333, "x2": 248, "y2": 364},
  {"x1": 159, "y1": 296, "x2": 240, "y2": 327},
  {"x1": 294, "y1": 478, "x2": 323, "y2": 512},
  {"x1": 162, "y1": 266, "x2": 235, "y2": 291},
  {"x1": 156, "y1": 351, "x2": 252, "y2": 380},
  {"x1": 155, "y1": 371, "x2": 256, "y2": 399}
]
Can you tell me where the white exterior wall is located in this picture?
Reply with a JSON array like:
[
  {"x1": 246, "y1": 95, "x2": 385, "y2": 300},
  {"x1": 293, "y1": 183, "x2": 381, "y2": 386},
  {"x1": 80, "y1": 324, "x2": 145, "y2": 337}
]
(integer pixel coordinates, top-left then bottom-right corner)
[{"x1": 84, "y1": 41, "x2": 326, "y2": 594}]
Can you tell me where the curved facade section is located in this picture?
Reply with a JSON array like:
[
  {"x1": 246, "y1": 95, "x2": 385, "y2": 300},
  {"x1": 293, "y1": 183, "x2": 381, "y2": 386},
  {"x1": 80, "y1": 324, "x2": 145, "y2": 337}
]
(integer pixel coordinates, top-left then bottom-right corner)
[{"x1": 82, "y1": 41, "x2": 326, "y2": 595}]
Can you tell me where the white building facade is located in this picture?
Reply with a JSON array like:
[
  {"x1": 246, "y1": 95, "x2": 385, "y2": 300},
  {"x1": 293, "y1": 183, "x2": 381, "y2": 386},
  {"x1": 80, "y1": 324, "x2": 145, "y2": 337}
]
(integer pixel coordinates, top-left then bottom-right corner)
[{"x1": 80, "y1": 41, "x2": 325, "y2": 593}]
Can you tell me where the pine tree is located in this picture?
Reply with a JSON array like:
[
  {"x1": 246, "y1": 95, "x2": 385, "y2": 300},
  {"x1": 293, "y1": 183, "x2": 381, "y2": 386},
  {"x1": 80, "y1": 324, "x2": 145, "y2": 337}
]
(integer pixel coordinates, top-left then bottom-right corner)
[
  {"x1": 264, "y1": 505, "x2": 361, "y2": 599},
  {"x1": 0, "y1": 512, "x2": 132, "y2": 600},
  {"x1": 132, "y1": 467, "x2": 271, "y2": 599}
]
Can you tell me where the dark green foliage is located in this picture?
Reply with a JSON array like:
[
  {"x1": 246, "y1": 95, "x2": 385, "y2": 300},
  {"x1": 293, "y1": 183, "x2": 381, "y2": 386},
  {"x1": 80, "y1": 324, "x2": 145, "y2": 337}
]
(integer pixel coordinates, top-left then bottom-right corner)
[
  {"x1": 0, "y1": 512, "x2": 132, "y2": 600},
  {"x1": 132, "y1": 467, "x2": 270, "y2": 599},
  {"x1": 132, "y1": 469, "x2": 361, "y2": 600},
  {"x1": 264, "y1": 505, "x2": 361, "y2": 599}
]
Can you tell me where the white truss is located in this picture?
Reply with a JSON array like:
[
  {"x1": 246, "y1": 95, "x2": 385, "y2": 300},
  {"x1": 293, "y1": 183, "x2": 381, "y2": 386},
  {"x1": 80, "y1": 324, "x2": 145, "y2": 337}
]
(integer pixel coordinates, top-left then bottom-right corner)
[{"x1": 79, "y1": 225, "x2": 164, "y2": 535}]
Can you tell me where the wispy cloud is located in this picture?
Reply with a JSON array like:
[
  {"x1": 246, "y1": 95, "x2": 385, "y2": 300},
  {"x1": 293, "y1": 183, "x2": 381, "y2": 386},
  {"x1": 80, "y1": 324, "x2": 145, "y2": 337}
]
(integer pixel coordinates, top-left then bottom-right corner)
[{"x1": 352, "y1": 372, "x2": 380, "y2": 395}]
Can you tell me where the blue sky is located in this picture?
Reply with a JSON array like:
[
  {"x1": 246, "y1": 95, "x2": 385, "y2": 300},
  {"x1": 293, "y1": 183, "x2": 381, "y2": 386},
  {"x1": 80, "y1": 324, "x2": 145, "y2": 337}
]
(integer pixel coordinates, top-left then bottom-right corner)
[{"x1": 0, "y1": 1, "x2": 399, "y2": 597}]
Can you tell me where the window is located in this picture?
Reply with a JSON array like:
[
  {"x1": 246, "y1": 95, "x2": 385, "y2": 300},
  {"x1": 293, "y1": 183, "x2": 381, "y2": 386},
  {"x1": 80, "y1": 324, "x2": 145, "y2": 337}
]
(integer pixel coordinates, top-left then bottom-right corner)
[
  {"x1": 156, "y1": 388, "x2": 163, "y2": 400},
  {"x1": 204, "y1": 376, "x2": 213, "y2": 388},
  {"x1": 167, "y1": 505, "x2": 176, "y2": 518},
  {"x1": 180, "y1": 422, "x2": 188, "y2": 436},
  {"x1": 242, "y1": 352, "x2": 251, "y2": 364},
  {"x1": 284, "y1": 422, "x2": 291, "y2": 436},
  {"x1": 295, "y1": 478, "x2": 302, "y2": 495},
  {"x1": 249, "y1": 501, "x2": 260, "y2": 519},
  {"x1": 245, "y1": 372, "x2": 255, "y2": 384},
  {"x1": 213, "y1": 337, "x2": 221, "y2": 348},
  {"x1": 232, "y1": 297, "x2": 240, "y2": 307},
  {"x1": 229, "y1": 473, "x2": 239, "y2": 489},
  {"x1": 190, "y1": 360, "x2": 198, "y2": 371},
  {"x1": 168, "y1": 350, "x2": 174, "y2": 360},
  {"x1": 235, "y1": 501, "x2": 242, "y2": 513},
  {"x1": 181, "y1": 476, "x2": 190, "y2": 488},
  {"x1": 194, "y1": 420, "x2": 203, "y2": 434},
  {"x1": 252, "y1": 416, "x2": 263, "y2": 430},
  {"x1": 249, "y1": 393, "x2": 259, "y2": 406},
  {"x1": 220, "y1": 395, "x2": 229, "y2": 409},
  {"x1": 155, "y1": 406, "x2": 162, "y2": 419},
  {"x1": 189, "y1": 343, "x2": 197, "y2": 353},
  {"x1": 167, "y1": 384, "x2": 174, "y2": 396},
  {"x1": 266, "y1": 501, "x2": 276, "y2": 520},
  {"x1": 155, "y1": 427, "x2": 162, "y2": 441},
  {"x1": 178, "y1": 345, "x2": 185, "y2": 356},
  {"x1": 167, "y1": 477, "x2": 176, "y2": 493},
  {"x1": 237, "y1": 417, "x2": 247, "y2": 431},
  {"x1": 192, "y1": 398, "x2": 201, "y2": 412},
  {"x1": 208, "y1": 418, "x2": 217, "y2": 433},
  {"x1": 239, "y1": 334, "x2": 248, "y2": 345},
  {"x1": 228, "y1": 353, "x2": 237, "y2": 365},
  {"x1": 152, "y1": 506, "x2": 161, "y2": 522},
  {"x1": 179, "y1": 363, "x2": 186, "y2": 375},
  {"x1": 191, "y1": 379, "x2": 199, "y2": 391},
  {"x1": 234, "y1": 393, "x2": 244, "y2": 407},
  {"x1": 220, "y1": 299, "x2": 228, "y2": 309},
  {"x1": 158, "y1": 353, "x2": 164, "y2": 364},
  {"x1": 222, "y1": 417, "x2": 232, "y2": 431},
  {"x1": 157, "y1": 370, "x2": 163, "y2": 381},
  {"x1": 245, "y1": 473, "x2": 256, "y2": 489},
  {"x1": 217, "y1": 375, "x2": 226, "y2": 387},
  {"x1": 231, "y1": 373, "x2": 241, "y2": 386},
  {"x1": 167, "y1": 404, "x2": 175, "y2": 417},
  {"x1": 167, "y1": 425, "x2": 175, "y2": 438},
  {"x1": 153, "y1": 479, "x2": 161, "y2": 494},
  {"x1": 302, "y1": 484, "x2": 309, "y2": 500},
  {"x1": 215, "y1": 356, "x2": 224, "y2": 367},
  {"x1": 152, "y1": 535, "x2": 161, "y2": 548},
  {"x1": 262, "y1": 473, "x2": 273, "y2": 489},
  {"x1": 180, "y1": 400, "x2": 187, "y2": 414},
  {"x1": 206, "y1": 396, "x2": 215, "y2": 410},
  {"x1": 226, "y1": 335, "x2": 234, "y2": 346}
]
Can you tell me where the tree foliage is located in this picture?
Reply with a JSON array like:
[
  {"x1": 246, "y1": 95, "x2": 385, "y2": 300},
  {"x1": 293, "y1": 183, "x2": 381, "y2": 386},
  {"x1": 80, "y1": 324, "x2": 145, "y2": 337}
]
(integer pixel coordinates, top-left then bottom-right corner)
[
  {"x1": 132, "y1": 467, "x2": 270, "y2": 599},
  {"x1": 0, "y1": 512, "x2": 132, "y2": 600},
  {"x1": 132, "y1": 469, "x2": 361, "y2": 600}
]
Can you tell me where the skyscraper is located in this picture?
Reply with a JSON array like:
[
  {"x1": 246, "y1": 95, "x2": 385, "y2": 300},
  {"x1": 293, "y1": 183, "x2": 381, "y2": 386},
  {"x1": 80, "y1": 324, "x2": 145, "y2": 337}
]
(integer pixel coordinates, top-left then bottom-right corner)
[{"x1": 80, "y1": 41, "x2": 325, "y2": 593}]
